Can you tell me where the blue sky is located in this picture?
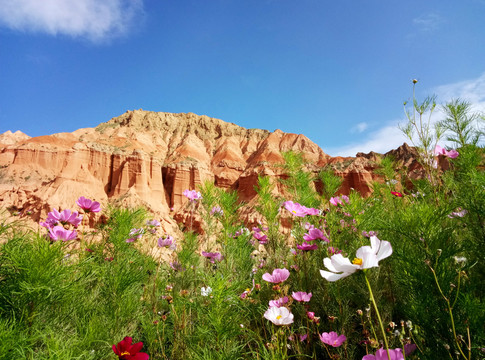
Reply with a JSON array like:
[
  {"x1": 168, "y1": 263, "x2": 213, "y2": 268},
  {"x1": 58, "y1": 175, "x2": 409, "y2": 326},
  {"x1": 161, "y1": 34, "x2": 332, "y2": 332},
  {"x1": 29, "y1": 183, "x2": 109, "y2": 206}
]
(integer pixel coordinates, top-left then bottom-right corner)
[{"x1": 1, "y1": 0, "x2": 484, "y2": 156}]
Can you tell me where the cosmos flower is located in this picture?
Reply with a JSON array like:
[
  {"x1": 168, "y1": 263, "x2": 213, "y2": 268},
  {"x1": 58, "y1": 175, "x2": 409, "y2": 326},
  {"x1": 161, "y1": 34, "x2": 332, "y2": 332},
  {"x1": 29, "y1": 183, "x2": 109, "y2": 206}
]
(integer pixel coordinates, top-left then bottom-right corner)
[
  {"x1": 296, "y1": 243, "x2": 318, "y2": 251},
  {"x1": 320, "y1": 236, "x2": 392, "y2": 282},
  {"x1": 48, "y1": 226, "x2": 77, "y2": 241},
  {"x1": 434, "y1": 145, "x2": 459, "y2": 159},
  {"x1": 283, "y1": 201, "x2": 319, "y2": 217},
  {"x1": 329, "y1": 195, "x2": 349, "y2": 206},
  {"x1": 391, "y1": 191, "x2": 403, "y2": 197},
  {"x1": 42, "y1": 209, "x2": 83, "y2": 228},
  {"x1": 183, "y1": 189, "x2": 202, "y2": 202},
  {"x1": 291, "y1": 291, "x2": 312, "y2": 302},
  {"x1": 319, "y1": 331, "x2": 347, "y2": 347},
  {"x1": 362, "y1": 348, "x2": 404, "y2": 360},
  {"x1": 201, "y1": 251, "x2": 223, "y2": 263},
  {"x1": 158, "y1": 235, "x2": 176, "y2": 250},
  {"x1": 303, "y1": 228, "x2": 328, "y2": 242},
  {"x1": 253, "y1": 231, "x2": 268, "y2": 244},
  {"x1": 264, "y1": 306, "x2": 294, "y2": 325},
  {"x1": 76, "y1": 196, "x2": 101, "y2": 213},
  {"x1": 262, "y1": 268, "x2": 290, "y2": 283},
  {"x1": 269, "y1": 296, "x2": 289, "y2": 308},
  {"x1": 201, "y1": 286, "x2": 212, "y2": 296},
  {"x1": 210, "y1": 206, "x2": 223, "y2": 216},
  {"x1": 112, "y1": 337, "x2": 149, "y2": 360}
]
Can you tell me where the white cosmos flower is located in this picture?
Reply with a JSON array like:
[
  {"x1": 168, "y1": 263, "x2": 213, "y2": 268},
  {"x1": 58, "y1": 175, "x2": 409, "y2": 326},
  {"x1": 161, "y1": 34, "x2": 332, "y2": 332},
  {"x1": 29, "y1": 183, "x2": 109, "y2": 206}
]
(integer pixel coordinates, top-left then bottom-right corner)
[
  {"x1": 201, "y1": 286, "x2": 212, "y2": 296},
  {"x1": 320, "y1": 236, "x2": 393, "y2": 282},
  {"x1": 264, "y1": 306, "x2": 294, "y2": 325}
]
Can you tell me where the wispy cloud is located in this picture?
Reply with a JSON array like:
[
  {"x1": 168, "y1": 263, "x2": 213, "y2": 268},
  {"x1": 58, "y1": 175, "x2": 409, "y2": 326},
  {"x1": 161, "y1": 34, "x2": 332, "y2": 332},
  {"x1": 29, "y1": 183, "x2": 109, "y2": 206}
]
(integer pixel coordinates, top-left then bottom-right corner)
[
  {"x1": 350, "y1": 122, "x2": 368, "y2": 134},
  {"x1": 413, "y1": 12, "x2": 444, "y2": 31},
  {"x1": 0, "y1": 0, "x2": 144, "y2": 42},
  {"x1": 327, "y1": 72, "x2": 485, "y2": 157}
]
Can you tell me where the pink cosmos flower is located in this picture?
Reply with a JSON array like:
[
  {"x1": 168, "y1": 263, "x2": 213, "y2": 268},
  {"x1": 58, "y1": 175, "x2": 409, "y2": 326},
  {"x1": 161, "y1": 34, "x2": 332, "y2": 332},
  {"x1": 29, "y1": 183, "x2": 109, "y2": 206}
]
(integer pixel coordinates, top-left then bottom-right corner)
[
  {"x1": 201, "y1": 251, "x2": 223, "y2": 263},
  {"x1": 183, "y1": 189, "x2": 202, "y2": 202},
  {"x1": 362, "y1": 348, "x2": 404, "y2": 360},
  {"x1": 42, "y1": 209, "x2": 83, "y2": 228},
  {"x1": 291, "y1": 291, "x2": 312, "y2": 302},
  {"x1": 319, "y1": 331, "x2": 347, "y2": 347},
  {"x1": 306, "y1": 311, "x2": 315, "y2": 320},
  {"x1": 330, "y1": 195, "x2": 349, "y2": 206},
  {"x1": 210, "y1": 206, "x2": 223, "y2": 216},
  {"x1": 283, "y1": 201, "x2": 309, "y2": 217},
  {"x1": 296, "y1": 243, "x2": 318, "y2": 251},
  {"x1": 126, "y1": 228, "x2": 144, "y2": 243},
  {"x1": 76, "y1": 196, "x2": 101, "y2": 213},
  {"x1": 448, "y1": 208, "x2": 467, "y2": 218},
  {"x1": 391, "y1": 191, "x2": 403, "y2": 197},
  {"x1": 303, "y1": 228, "x2": 328, "y2": 242},
  {"x1": 146, "y1": 219, "x2": 161, "y2": 227},
  {"x1": 158, "y1": 235, "x2": 176, "y2": 250},
  {"x1": 253, "y1": 231, "x2": 268, "y2": 244},
  {"x1": 434, "y1": 145, "x2": 459, "y2": 159},
  {"x1": 269, "y1": 296, "x2": 289, "y2": 308},
  {"x1": 262, "y1": 268, "x2": 290, "y2": 283},
  {"x1": 112, "y1": 336, "x2": 149, "y2": 360},
  {"x1": 48, "y1": 226, "x2": 77, "y2": 241},
  {"x1": 264, "y1": 306, "x2": 294, "y2": 325}
]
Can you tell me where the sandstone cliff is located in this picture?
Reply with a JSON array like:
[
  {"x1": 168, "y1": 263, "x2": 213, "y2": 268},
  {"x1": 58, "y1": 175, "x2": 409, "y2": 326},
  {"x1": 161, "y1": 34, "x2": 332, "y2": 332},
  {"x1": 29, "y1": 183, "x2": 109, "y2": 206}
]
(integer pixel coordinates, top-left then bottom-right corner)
[{"x1": 0, "y1": 110, "x2": 416, "y2": 231}]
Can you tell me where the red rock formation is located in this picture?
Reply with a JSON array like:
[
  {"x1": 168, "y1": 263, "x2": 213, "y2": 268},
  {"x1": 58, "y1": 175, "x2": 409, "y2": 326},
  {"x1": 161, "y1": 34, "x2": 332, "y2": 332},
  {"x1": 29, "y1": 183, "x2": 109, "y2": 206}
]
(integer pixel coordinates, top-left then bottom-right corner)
[{"x1": 0, "y1": 110, "x2": 418, "y2": 231}]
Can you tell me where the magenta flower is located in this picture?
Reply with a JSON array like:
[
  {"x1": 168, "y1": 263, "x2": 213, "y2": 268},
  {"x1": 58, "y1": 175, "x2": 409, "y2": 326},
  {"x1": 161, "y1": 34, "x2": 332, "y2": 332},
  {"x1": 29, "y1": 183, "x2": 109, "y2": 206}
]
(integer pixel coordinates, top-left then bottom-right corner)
[
  {"x1": 253, "y1": 231, "x2": 268, "y2": 244},
  {"x1": 112, "y1": 336, "x2": 149, "y2": 360},
  {"x1": 146, "y1": 219, "x2": 161, "y2": 227},
  {"x1": 158, "y1": 235, "x2": 176, "y2": 250},
  {"x1": 183, "y1": 189, "x2": 202, "y2": 202},
  {"x1": 303, "y1": 228, "x2": 328, "y2": 242},
  {"x1": 434, "y1": 145, "x2": 459, "y2": 159},
  {"x1": 283, "y1": 201, "x2": 308, "y2": 217},
  {"x1": 201, "y1": 251, "x2": 223, "y2": 263},
  {"x1": 48, "y1": 226, "x2": 78, "y2": 241},
  {"x1": 126, "y1": 228, "x2": 144, "y2": 243},
  {"x1": 297, "y1": 243, "x2": 318, "y2": 251},
  {"x1": 43, "y1": 209, "x2": 83, "y2": 228},
  {"x1": 292, "y1": 291, "x2": 312, "y2": 302},
  {"x1": 391, "y1": 191, "x2": 403, "y2": 197},
  {"x1": 448, "y1": 208, "x2": 467, "y2": 218},
  {"x1": 210, "y1": 206, "x2": 223, "y2": 216},
  {"x1": 262, "y1": 268, "x2": 290, "y2": 283},
  {"x1": 319, "y1": 331, "x2": 347, "y2": 347},
  {"x1": 76, "y1": 196, "x2": 101, "y2": 213},
  {"x1": 269, "y1": 296, "x2": 289, "y2": 308},
  {"x1": 362, "y1": 348, "x2": 404, "y2": 360},
  {"x1": 330, "y1": 195, "x2": 349, "y2": 206},
  {"x1": 305, "y1": 207, "x2": 320, "y2": 215}
]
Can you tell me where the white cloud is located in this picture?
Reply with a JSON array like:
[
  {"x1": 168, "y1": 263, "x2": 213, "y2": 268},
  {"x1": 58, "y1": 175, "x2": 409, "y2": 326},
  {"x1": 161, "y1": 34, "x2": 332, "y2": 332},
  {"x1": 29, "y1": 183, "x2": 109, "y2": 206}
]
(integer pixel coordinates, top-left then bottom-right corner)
[
  {"x1": 0, "y1": 0, "x2": 144, "y2": 42},
  {"x1": 326, "y1": 121, "x2": 408, "y2": 157},
  {"x1": 413, "y1": 12, "x2": 444, "y2": 31},
  {"x1": 326, "y1": 72, "x2": 485, "y2": 157},
  {"x1": 350, "y1": 122, "x2": 368, "y2": 133}
]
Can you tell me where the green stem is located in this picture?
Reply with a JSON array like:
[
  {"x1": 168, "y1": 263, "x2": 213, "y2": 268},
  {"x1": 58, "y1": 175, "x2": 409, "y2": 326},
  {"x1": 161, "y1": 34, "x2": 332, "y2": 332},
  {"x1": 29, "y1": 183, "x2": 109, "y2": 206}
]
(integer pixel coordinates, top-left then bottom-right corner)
[{"x1": 364, "y1": 272, "x2": 391, "y2": 360}]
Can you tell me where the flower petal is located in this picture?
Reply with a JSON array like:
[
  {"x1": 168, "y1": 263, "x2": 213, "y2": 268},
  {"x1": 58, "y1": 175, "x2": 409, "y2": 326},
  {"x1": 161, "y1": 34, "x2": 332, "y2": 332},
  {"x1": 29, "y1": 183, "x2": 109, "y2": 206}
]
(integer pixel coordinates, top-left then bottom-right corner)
[
  {"x1": 376, "y1": 240, "x2": 393, "y2": 262},
  {"x1": 320, "y1": 270, "x2": 352, "y2": 282}
]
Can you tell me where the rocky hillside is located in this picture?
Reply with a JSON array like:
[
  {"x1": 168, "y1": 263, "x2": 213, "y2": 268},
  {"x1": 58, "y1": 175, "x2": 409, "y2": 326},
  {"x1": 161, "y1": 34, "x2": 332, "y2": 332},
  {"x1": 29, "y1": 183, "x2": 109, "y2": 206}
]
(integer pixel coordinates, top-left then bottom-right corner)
[{"x1": 0, "y1": 110, "x2": 417, "y2": 230}]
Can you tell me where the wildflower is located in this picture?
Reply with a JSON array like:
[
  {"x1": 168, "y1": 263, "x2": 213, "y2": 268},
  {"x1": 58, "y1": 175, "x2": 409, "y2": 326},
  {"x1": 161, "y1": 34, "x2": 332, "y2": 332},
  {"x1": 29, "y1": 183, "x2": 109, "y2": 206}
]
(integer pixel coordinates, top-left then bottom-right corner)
[
  {"x1": 362, "y1": 348, "x2": 404, "y2": 360},
  {"x1": 303, "y1": 228, "x2": 328, "y2": 242},
  {"x1": 327, "y1": 246, "x2": 342, "y2": 255},
  {"x1": 264, "y1": 306, "x2": 294, "y2": 325},
  {"x1": 391, "y1": 191, "x2": 403, "y2": 197},
  {"x1": 76, "y1": 196, "x2": 101, "y2": 213},
  {"x1": 201, "y1": 286, "x2": 212, "y2": 296},
  {"x1": 158, "y1": 235, "x2": 176, "y2": 250},
  {"x1": 269, "y1": 296, "x2": 289, "y2": 308},
  {"x1": 307, "y1": 311, "x2": 315, "y2": 320},
  {"x1": 201, "y1": 251, "x2": 223, "y2": 263},
  {"x1": 210, "y1": 206, "x2": 223, "y2": 216},
  {"x1": 330, "y1": 195, "x2": 349, "y2": 206},
  {"x1": 434, "y1": 145, "x2": 459, "y2": 159},
  {"x1": 320, "y1": 236, "x2": 392, "y2": 282},
  {"x1": 299, "y1": 334, "x2": 308, "y2": 342},
  {"x1": 453, "y1": 256, "x2": 467, "y2": 264},
  {"x1": 319, "y1": 331, "x2": 347, "y2": 347},
  {"x1": 253, "y1": 231, "x2": 268, "y2": 244},
  {"x1": 126, "y1": 228, "x2": 144, "y2": 243},
  {"x1": 146, "y1": 219, "x2": 161, "y2": 227},
  {"x1": 183, "y1": 189, "x2": 202, "y2": 202},
  {"x1": 404, "y1": 344, "x2": 417, "y2": 356},
  {"x1": 291, "y1": 291, "x2": 312, "y2": 302},
  {"x1": 296, "y1": 242, "x2": 318, "y2": 251},
  {"x1": 169, "y1": 261, "x2": 183, "y2": 271},
  {"x1": 112, "y1": 336, "x2": 149, "y2": 360},
  {"x1": 283, "y1": 201, "x2": 318, "y2": 217},
  {"x1": 448, "y1": 208, "x2": 467, "y2": 218},
  {"x1": 48, "y1": 226, "x2": 77, "y2": 241},
  {"x1": 262, "y1": 268, "x2": 290, "y2": 284},
  {"x1": 42, "y1": 209, "x2": 83, "y2": 228}
]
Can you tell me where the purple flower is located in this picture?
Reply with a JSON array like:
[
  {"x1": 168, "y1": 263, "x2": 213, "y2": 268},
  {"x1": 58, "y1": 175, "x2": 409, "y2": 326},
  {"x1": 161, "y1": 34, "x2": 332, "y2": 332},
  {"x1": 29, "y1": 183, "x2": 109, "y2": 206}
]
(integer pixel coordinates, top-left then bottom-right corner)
[
  {"x1": 269, "y1": 296, "x2": 289, "y2": 308},
  {"x1": 299, "y1": 334, "x2": 308, "y2": 342},
  {"x1": 76, "y1": 196, "x2": 101, "y2": 213},
  {"x1": 158, "y1": 235, "x2": 176, "y2": 250},
  {"x1": 43, "y1": 209, "x2": 83, "y2": 228},
  {"x1": 146, "y1": 219, "x2": 161, "y2": 227},
  {"x1": 362, "y1": 348, "x2": 404, "y2": 360},
  {"x1": 283, "y1": 201, "x2": 319, "y2": 217},
  {"x1": 201, "y1": 251, "x2": 223, "y2": 263},
  {"x1": 404, "y1": 344, "x2": 417, "y2": 356},
  {"x1": 262, "y1": 268, "x2": 290, "y2": 283},
  {"x1": 291, "y1": 291, "x2": 312, "y2": 302},
  {"x1": 169, "y1": 261, "x2": 183, "y2": 271},
  {"x1": 319, "y1": 331, "x2": 347, "y2": 347},
  {"x1": 183, "y1": 189, "x2": 202, "y2": 202},
  {"x1": 434, "y1": 145, "x2": 459, "y2": 159},
  {"x1": 329, "y1": 195, "x2": 349, "y2": 206},
  {"x1": 253, "y1": 231, "x2": 268, "y2": 244},
  {"x1": 210, "y1": 206, "x2": 223, "y2": 216},
  {"x1": 448, "y1": 208, "x2": 467, "y2": 218},
  {"x1": 296, "y1": 243, "x2": 318, "y2": 251},
  {"x1": 48, "y1": 226, "x2": 77, "y2": 241},
  {"x1": 303, "y1": 228, "x2": 328, "y2": 242}
]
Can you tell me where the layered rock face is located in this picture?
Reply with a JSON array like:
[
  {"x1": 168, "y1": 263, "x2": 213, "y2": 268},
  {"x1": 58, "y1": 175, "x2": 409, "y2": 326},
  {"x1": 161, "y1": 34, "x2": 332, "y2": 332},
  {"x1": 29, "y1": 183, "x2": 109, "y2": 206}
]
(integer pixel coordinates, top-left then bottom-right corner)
[{"x1": 0, "y1": 110, "x2": 415, "y2": 230}]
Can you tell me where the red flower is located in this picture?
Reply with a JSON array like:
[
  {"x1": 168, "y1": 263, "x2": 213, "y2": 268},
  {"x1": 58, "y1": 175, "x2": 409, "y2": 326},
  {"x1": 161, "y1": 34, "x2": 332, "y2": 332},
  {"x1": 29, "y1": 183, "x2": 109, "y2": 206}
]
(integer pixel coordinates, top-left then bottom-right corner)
[
  {"x1": 391, "y1": 191, "x2": 403, "y2": 197},
  {"x1": 112, "y1": 337, "x2": 149, "y2": 360}
]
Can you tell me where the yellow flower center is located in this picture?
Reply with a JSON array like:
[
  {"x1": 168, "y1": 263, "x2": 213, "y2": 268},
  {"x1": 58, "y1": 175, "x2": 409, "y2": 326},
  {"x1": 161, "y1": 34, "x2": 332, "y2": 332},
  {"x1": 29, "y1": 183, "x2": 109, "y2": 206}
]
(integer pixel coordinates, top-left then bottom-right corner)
[
  {"x1": 120, "y1": 351, "x2": 131, "y2": 356},
  {"x1": 352, "y1": 258, "x2": 363, "y2": 266},
  {"x1": 276, "y1": 315, "x2": 282, "y2": 320}
]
